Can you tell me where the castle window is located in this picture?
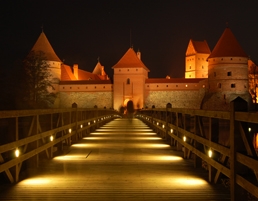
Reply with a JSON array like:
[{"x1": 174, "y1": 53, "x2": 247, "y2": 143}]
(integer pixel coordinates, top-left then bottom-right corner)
[
  {"x1": 136, "y1": 69, "x2": 138, "y2": 71},
  {"x1": 119, "y1": 69, "x2": 121, "y2": 72},
  {"x1": 95, "y1": 86, "x2": 97, "y2": 89},
  {"x1": 147, "y1": 85, "x2": 149, "y2": 87},
  {"x1": 166, "y1": 85, "x2": 168, "y2": 87},
  {"x1": 198, "y1": 58, "x2": 200, "y2": 60},
  {"x1": 221, "y1": 58, "x2": 223, "y2": 61},
  {"x1": 227, "y1": 72, "x2": 232, "y2": 76},
  {"x1": 70, "y1": 87, "x2": 72, "y2": 89},
  {"x1": 63, "y1": 87, "x2": 65, "y2": 89},
  {"x1": 189, "y1": 75, "x2": 191, "y2": 78},
  {"x1": 127, "y1": 69, "x2": 129, "y2": 71},
  {"x1": 78, "y1": 87, "x2": 80, "y2": 89},
  {"x1": 86, "y1": 87, "x2": 88, "y2": 89},
  {"x1": 231, "y1": 58, "x2": 233, "y2": 60},
  {"x1": 202, "y1": 66, "x2": 204, "y2": 69},
  {"x1": 214, "y1": 72, "x2": 216, "y2": 77},
  {"x1": 103, "y1": 86, "x2": 105, "y2": 89},
  {"x1": 127, "y1": 78, "x2": 130, "y2": 84},
  {"x1": 189, "y1": 66, "x2": 191, "y2": 69},
  {"x1": 176, "y1": 85, "x2": 178, "y2": 87},
  {"x1": 157, "y1": 85, "x2": 159, "y2": 87},
  {"x1": 231, "y1": 84, "x2": 236, "y2": 88},
  {"x1": 218, "y1": 83, "x2": 221, "y2": 88}
]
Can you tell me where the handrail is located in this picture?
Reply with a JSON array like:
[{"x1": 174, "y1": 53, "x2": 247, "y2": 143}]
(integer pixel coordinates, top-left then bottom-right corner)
[
  {"x1": 0, "y1": 108, "x2": 119, "y2": 183},
  {"x1": 137, "y1": 105, "x2": 258, "y2": 200}
]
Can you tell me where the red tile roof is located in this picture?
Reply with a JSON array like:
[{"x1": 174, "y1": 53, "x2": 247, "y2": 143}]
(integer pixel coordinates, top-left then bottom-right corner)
[
  {"x1": 112, "y1": 48, "x2": 150, "y2": 71},
  {"x1": 191, "y1": 40, "x2": 211, "y2": 54},
  {"x1": 59, "y1": 80, "x2": 112, "y2": 85},
  {"x1": 208, "y1": 28, "x2": 247, "y2": 58},
  {"x1": 146, "y1": 78, "x2": 205, "y2": 84},
  {"x1": 61, "y1": 64, "x2": 76, "y2": 80},
  {"x1": 78, "y1": 69, "x2": 101, "y2": 80},
  {"x1": 31, "y1": 32, "x2": 61, "y2": 62}
]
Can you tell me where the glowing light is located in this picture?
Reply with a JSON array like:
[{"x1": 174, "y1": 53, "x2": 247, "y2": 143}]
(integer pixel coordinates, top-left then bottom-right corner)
[
  {"x1": 170, "y1": 129, "x2": 173, "y2": 133},
  {"x1": 50, "y1": 136, "x2": 54, "y2": 142},
  {"x1": 94, "y1": 120, "x2": 96, "y2": 123},
  {"x1": 88, "y1": 122, "x2": 91, "y2": 125},
  {"x1": 69, "y1": 128, "x2": 72, "y2": 133},
  {"x1": 173, "y1": 177, "x2": 207, "y2": 186},
  {"x1": 21, "y1": 178, "x2": 50, "y2": 185},
  {"x1": 208, "y1": 149, "x2": 213, "y2": 158},
  {"x1": 183, "y1": 136, "x2": 186, "y2": 142},
  {"x1": 248, "y1": 127, "x2": 251, "y2": 132},
  {"x1": 157, "y1": 122, "x2": 159, "y2": 126},
  {"x1": 160, "y1": 156, "x2": 183, "y2": 161},
  {"x1": 185, "y1": 84, "x2": 188, "y2": 87},
  {"x1": 80, "y1": 124, "x2": 83, "y2": 128},
  {"x1": 15, "y1": 148, "x2": 20, "y2": 157},
  {"x1": 54, "y1": 155, "x2": 87, "y2": 161},
  {"x1": 162, "y1": 125, "x2": 165, "y2": 128}
]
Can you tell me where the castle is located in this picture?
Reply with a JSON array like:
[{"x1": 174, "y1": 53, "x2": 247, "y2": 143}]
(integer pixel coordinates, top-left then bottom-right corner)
[{"x1": 30, "y1": 28, "x2": 256, "y2": 111}]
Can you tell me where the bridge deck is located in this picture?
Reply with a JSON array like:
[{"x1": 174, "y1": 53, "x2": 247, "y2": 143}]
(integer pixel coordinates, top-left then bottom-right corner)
[{"x1": 0, "y1": 118, "x2": 230, "y2": 200}]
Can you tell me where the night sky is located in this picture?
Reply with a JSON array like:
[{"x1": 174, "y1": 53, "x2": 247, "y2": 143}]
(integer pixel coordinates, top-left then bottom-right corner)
[{"x1": 1, "y1": 0, "x2": 258, "y2": 79}]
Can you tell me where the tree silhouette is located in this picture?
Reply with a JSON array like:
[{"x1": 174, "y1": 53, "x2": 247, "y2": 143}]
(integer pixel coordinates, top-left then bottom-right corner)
[{"x1": 17, "y1": 50, "x2": 56, "y2": 109}]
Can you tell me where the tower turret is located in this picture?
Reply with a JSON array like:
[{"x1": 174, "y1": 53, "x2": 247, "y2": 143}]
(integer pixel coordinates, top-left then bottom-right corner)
[
  {"x1": 31, "y1": 31, "x2": 62, "y2": 84},
  {"x1": 204, "y1": 28, "x2": 251, "y2": 110}
]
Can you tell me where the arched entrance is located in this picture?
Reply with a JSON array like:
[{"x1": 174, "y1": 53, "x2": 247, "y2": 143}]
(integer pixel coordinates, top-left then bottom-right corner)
[{"x1": 123, "y1": 98, "x2": 131, "y2": 107}]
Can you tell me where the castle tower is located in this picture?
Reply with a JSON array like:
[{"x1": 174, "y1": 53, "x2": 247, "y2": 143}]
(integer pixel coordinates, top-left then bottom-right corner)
[
  {"x1": 204, "y1": 28, "x2": 250, "y2": 110},
  {"x1": 185, "y1": 39, "x2": 210, "y2": 78},
  {"x1": 31, "y1": 31, "x2": 62, "y2": 108},
  {"x1": 112, "y1": 48, "x2": 149, "y2": 110},
  {"x1": 31, "y1": 31, "x2": 62, "y2": 85}
]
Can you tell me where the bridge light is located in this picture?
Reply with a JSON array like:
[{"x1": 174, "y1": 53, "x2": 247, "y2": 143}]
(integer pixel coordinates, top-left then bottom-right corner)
[
  {"x1": 248, "y1": 127, "x2": 251, "y2": 132},
  {"x1": 94, "y1": 120, "x2": 96, "y2": 123},
  {"x1": 208, "y1": 149, "x2": 213, "y2": 158},
  {"x1": 170, "y1": 129, "x2": 173, "y2": 133},
  {"x1": 183, "y1": 136, "x2": 186, "y2": 142},
  {"x1": 50, "y1": 135, "x2": 54, "y2": 142},
  {"x1": 157, "y1": 122, "x2": 159, "y2": 126},
  {"x1": 162, "y1": 125, "x2": 165, "y2": 128},
  {"x1": 69, "y1": 128, "x2": 72, "y2": 133},
  {"x1": 15, "y1": 148, "x2": 20, "y2": 157},
  {"x1": 80, "y1": 124, "x2": 83, "y2": 128},
  {"x1": 88, "y1": 122, "x2": 91, "y2": 125}
]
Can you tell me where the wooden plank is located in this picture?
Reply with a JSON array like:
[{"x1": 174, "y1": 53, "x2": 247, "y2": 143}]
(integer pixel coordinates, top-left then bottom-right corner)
[{"x1": 236, "y1": 175, "x2": 258, "y2": 198}]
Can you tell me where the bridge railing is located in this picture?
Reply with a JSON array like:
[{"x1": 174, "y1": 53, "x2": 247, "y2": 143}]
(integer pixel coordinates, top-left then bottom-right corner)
[
  {"x1": 0, "y1": 108, "x2": 119, "y2": 183},
  {"x1": 136, "y1": 102, "x2": 258, "y2": 200}
]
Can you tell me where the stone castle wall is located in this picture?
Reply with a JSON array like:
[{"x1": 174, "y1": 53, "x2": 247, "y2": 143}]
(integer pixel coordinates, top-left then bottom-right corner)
[
  {"x1": 144, "y1": 89, "x2": 206, "y2": 109},
  {"x1": 59, "y1": 91, "x2": 113, "y2": 109}
]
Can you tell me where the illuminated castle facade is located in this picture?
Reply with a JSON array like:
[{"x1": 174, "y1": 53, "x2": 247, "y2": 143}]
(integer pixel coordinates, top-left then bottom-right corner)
[{"x1": 30, "y1": 28, "x2": 255, "y2": 111}]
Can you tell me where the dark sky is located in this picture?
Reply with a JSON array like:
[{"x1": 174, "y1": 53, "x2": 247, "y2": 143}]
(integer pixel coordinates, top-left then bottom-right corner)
[{"x1": 1, "y1": 0, "x2": 258, "y2": 78}]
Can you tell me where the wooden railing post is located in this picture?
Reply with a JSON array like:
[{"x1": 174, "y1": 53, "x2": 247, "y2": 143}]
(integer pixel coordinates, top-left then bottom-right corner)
[{"x1": 230, "y1": 101, "x2": 236, "y2": 201}]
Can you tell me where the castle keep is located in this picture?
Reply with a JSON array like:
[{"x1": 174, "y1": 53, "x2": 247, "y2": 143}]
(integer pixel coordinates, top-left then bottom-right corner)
[{"x1": 30, "y1": 28, "x2": 253, "y2": 111}]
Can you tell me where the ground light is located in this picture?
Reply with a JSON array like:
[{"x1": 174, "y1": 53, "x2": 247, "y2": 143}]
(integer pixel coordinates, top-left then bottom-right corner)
[{"x1": 15, "y1": 148, "x2": 20, "y2": 157}]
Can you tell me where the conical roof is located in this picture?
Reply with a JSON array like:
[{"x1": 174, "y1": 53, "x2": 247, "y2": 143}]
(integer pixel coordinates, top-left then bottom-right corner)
[
  {"x1": 31, "y1": 32, "x2": 61, "y2": 62},
  {"x1": 112, "y1": 48, "x2": 149, "y2": 71},
  {"x1": 208, "y1": 28, "x2": 247, "y2": 59}
]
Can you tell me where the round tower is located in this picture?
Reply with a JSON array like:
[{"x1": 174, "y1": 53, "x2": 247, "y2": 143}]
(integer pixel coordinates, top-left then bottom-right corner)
[
  {"x1": 203, "y1": 28, "x2": 251, "y2": 110},
  {"x1": 31, "y1": 31, "x2": 62, "y2": 108},
  {"x1": 31, "y1": 31, "x2": 62, "y2": 85}
]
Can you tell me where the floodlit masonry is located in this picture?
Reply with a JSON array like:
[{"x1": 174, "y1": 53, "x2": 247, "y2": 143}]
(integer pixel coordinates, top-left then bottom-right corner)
[{"x1": 29, "y1": 28, "x2": 255, "y2": 111}]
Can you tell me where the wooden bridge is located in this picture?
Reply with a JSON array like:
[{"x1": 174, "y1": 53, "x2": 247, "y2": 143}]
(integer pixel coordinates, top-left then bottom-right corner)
[{"x1": 0, "y1": 103, "x2": 257, "y2": 200}]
